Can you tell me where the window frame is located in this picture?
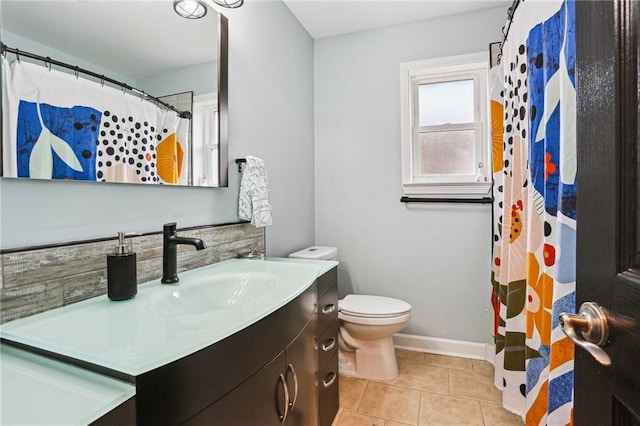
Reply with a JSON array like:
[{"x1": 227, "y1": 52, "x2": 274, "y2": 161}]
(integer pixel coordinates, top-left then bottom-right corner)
[
  {"x1": 400, "y1": 52, "x2": 491, "y2": 198},
  {"x1": 192, "y1": 92, "x2": 219, "y2": 186}
]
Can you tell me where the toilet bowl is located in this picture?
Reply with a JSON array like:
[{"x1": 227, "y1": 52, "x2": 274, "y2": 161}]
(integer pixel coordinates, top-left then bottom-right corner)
[
  {"x1": 288, "y1": 246, "x2": 411, "y2": 381},
  {"x1": 338, "y1": 294, "x2": 411, "y2": 381}
]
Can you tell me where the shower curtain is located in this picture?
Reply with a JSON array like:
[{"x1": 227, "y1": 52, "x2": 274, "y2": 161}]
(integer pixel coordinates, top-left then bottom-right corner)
[
  {"x1": 2, "y1": 57, "x2": 189, "y2": 185},
  {"x1": 490, "y1": 0, "x2": 576, "y2": 424}
]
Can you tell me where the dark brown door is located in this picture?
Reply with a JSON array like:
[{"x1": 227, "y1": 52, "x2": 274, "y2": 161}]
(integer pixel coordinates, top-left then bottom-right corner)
[{"x1": 572, "y1": 0, "x2": 640, "y2": 424}]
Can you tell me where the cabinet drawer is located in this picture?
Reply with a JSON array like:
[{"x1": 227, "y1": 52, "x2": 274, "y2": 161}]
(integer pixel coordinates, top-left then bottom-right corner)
[
  {"x1": 318, "y1": 285, "x2": 338, "y2": 334},
  {"x1": 318, "y1": 353, "x2": 339, "y2": 426},
  {"x1": 317, "y1": 267, "x2": 337, "y2": 298},
  {"x1": 317, "y1": 322, "x2": 338, "y2": 371}
]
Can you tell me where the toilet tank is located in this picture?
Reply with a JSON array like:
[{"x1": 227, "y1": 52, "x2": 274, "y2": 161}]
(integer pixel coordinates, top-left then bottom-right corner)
[{"x1": 289, "y1": 246, "x2": 338, "y2": 261}]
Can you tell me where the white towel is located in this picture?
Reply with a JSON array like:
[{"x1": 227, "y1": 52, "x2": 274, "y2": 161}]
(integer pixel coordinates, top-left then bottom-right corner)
[{"x1": 238, "y1": 156, "x2": 273, "y2": 227}]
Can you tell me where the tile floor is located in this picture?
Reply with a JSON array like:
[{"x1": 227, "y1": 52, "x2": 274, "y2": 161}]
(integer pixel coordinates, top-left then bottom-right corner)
[{"x1": 332, "y1": 349, "x2": 523, "y2": 426}]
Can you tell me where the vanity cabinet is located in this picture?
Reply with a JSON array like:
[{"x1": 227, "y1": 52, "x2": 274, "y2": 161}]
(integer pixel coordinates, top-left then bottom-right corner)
[
  {"x1": 181, "y1": 265, "x2": 339, "y2": 426},
  {"x1": 2, "y1": 261, "x2": 340, "y2": 426},
  {"x1": 316, "y1": 266, "x2": 339, "y2": 426},
  {"x1": 185, "y1": 317, "x2": 317, "y2": 426},
  {"x1": 136, "y1": 280, "x2": 317, "y2": 425}
]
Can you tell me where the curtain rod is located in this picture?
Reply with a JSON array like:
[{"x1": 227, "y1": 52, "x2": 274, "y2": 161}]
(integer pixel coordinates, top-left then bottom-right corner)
[
  {"x1": 497, "y1": 0, "x2": 522, "y2": 64},
  {"x1": 0, "y1": 42, "x2": 191, "y2": 119}
]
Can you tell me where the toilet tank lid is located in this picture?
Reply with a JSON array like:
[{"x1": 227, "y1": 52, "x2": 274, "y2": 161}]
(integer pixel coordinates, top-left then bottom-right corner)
[
  {"x1": 289, "y1": 246, "x2": 338, "y2": 260},
  {"x1": 340, "y1": 295, "x2": 411, "y2": 316}
]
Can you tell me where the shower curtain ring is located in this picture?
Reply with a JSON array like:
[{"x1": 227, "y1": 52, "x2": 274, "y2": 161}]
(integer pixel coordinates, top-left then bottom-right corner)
[
  {"x1": 45, "y1": 57, "x2": 52, "y2": 71},
  {"x1": 100, "y1": 75, "x2": 105, "y2": 87},
  {"x1": 15, "y1": 48, "x2": 20, "y2": 63},
  {"x1": 74, "y1": 66, "x2": 79, "y2": 79}
]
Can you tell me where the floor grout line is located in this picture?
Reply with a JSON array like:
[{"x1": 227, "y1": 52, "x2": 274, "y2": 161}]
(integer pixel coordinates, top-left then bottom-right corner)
[
  {"x1": 354, "y1": 378, "x2": 368, "y2": 414},
  {"x1": 335, "y1": 351, "x2": 520, "y2": 426}
]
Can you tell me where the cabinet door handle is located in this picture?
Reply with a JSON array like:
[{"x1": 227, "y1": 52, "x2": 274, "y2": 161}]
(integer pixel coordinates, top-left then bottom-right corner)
[
  {"x1": 278, "y1": 373, "x2": 290, "y2": 423},
  {"x1": 322, "y1": 337, "x2": 336, "y2": 352},
  {"x1": 286, "y1": 363, "x2": 299, "y2": 409},
  {"x1": 322, "y1": 304, "x2": 335, "y2": 315},
  {"x1": 323, "y1": 371, "x2": 337, "y2": 388}
]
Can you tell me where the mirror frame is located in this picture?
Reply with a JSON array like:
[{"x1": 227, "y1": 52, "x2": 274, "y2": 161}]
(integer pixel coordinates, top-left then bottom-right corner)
[{"x1": 218, "y1": 13, "x2": 229, "y2": 187}]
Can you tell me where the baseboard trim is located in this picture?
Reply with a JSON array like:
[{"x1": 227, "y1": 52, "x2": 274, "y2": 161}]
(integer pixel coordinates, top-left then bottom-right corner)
[{"x1": 393, "y1": 333, "x2": 494, "y2": 361}]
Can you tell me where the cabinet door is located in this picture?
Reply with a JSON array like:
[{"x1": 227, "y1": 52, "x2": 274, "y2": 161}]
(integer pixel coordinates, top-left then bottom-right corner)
[
  {"x1": 285, "y1": 319, "x2": 318, "y2": 426},
  {"x1": 184, "y1": 351, "x2": 287, "y2": 426}
]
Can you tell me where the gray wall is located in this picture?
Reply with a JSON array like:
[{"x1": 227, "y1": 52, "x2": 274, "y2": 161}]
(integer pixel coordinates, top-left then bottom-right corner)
[
  {"x1": 313, "y1": 7, "x2": 505, "y2": 342},
  {"x1": 137, "y1": 61, "x2": 218, "y2": 97},
  {"x1": 0, "y1": 1, "x2": 315, "y2": 258}
]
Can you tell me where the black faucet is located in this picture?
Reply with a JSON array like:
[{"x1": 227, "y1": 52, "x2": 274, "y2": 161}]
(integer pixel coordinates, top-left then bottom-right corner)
[{"x1": 161, "y1": 222, "x2": 207, "y2": 284}]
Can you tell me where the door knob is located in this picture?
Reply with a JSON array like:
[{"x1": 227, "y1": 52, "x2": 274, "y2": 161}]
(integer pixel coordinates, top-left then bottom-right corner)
[{"x1": 559, "y1": 302, "x2": 612, "y2": 366}]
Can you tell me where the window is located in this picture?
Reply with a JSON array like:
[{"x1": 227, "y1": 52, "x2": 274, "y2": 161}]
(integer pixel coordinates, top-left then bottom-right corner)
[
  {"x1": 400, "y1": 52, "x2": 491, "y2": 198},
  {"x1": 192, "y1": 92, "x2": 219, "y2": 186}
]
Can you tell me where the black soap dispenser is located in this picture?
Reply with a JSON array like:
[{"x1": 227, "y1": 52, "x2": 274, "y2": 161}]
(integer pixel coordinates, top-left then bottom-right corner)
[{"x1": 107, "y1": 232, "x2": 137, "y2": 301}]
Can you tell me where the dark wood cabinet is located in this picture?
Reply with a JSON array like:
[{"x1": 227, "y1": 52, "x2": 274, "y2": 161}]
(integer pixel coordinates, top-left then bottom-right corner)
[
  {"x1": 135, "y1": 282, "x2": 316, "y2": 425},
  {"x1": 184, "y1": 351, "x2": 287, "y2": 426},
  {"x1": 316, "y1": 267, "x2": 339, "y2": 426},
  {"x1": 6, "y1": 263, "x2": 341, "y2": 426},
  {"x1": 285, "y1": 317, "x2": 318, "y2": 426},
  {"x1": 184, "y1": 317, "x2": 318, "y2": 426},
  {"x1": 108, "y1": 265, "x2": 339, "y2": 426},
  {"x1": 183, "y1": 266, "x2": 339, "y2": 426}
]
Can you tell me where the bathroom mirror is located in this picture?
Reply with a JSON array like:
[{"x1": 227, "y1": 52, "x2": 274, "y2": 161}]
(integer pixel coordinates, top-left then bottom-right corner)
[{"x1": 0, "y1": 0, "x2": 228, "y2": 187}]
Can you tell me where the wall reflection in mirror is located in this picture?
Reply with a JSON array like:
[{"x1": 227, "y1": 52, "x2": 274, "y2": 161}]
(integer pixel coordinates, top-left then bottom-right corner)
[{"x1": 0, "y1": 0, "x2": 228, "y2": 187}]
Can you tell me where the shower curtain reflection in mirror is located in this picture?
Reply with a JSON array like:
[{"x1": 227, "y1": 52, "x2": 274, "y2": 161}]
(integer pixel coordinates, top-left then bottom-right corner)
[{"x1": 2, "y1": 57, "x2": 191, "y2": 185}]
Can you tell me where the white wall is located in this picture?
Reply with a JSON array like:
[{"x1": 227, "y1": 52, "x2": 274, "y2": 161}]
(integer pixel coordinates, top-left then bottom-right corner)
[
  {"x1": 0, "y1": 1, "x2": 315, "y2": 257},
  {"x1": 314, "y1": 8, "x2": 505, "y2": 342}
]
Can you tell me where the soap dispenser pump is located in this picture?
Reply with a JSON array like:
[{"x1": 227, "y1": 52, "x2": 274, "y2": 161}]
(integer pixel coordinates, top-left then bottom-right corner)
[{"x1": 107, "y1": 232, "x2": 138, "y2": 301}]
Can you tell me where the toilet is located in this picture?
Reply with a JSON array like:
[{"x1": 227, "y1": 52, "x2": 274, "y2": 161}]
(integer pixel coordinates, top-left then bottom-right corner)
[
  {"x1": 338, "y1": 295, "x2": 411, "y2": 381},
  {"x1": 288, "y1": 246, "x2": 411, "y2": 381}
]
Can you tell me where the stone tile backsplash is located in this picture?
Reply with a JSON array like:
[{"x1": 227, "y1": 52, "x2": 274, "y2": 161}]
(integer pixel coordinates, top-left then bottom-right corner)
[{"x1": 0, "y1": 223, "x2": 265, "y2": 324}]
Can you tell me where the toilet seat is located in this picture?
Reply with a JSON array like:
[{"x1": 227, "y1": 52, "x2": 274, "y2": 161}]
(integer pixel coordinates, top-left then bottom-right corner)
[
  {"x1": 339, "y1": 295, "x2": 411, "y2": 318},
  {"x1": 339, "y1": 311, "x2": 411, "y2": 326}
]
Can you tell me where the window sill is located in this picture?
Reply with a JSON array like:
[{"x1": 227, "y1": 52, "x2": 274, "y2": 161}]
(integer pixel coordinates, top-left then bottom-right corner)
[{"x1": 401, "y1": 181, "x2": 493, "y2": 199}]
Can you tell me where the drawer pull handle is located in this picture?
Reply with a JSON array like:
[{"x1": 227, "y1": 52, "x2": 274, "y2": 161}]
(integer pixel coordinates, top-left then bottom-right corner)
[
  {"x1": 278, "y1": 373, "x2": 290, "y2": 423},
  {"x1": 322, "y1": 304, "x2": 336, "y2": 315},
  {"x1": 323, "y1": 371, "x2": 337, "y2": 388},
  {"x1": 286, "y1": 363, "x2": 299, "y2": 409},
  {"x1": 322, "y1": 338, "x2": 336, "y2": 352}
]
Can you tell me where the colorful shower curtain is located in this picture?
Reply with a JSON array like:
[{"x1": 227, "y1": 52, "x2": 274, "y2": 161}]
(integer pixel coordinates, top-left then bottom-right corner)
[
  {"x1": 1, "y1": 57, "x2": 189, "y2": 185},
  {"x1": 490, "y1": 0, "x2": 576, "y2": 424}
]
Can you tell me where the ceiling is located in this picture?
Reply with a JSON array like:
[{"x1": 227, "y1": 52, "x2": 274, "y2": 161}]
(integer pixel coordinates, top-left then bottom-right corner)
[
  {"x1": 1, "y1": 0, "x2": 218, "y2": 80},
  {"x1": 282, "y1": 0, "x2": 511, "y2": 40},
  {"x1": 0, "y1": 0, "x2": 511, "y2": 78}
]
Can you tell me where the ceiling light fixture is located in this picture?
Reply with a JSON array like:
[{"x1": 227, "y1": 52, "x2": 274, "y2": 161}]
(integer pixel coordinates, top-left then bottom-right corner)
[
  {"x1": 211, "y1": 0, "x2": 244, "y2": 9},
  {"x1": 173, "y1": 0, "x2": 208, "y2": 19}
]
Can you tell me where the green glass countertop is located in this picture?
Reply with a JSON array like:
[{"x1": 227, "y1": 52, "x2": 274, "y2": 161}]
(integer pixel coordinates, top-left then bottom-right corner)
[
  {"x1": 0, "y1": 259, "x2": 336, "y2": 377},
  {"x1": 0, "y1": 344, "x2": 135, "y2": 425}
]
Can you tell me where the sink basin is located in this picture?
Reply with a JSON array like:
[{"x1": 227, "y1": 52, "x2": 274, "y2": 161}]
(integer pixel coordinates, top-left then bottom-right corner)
[{"x1": 148, "y1": 272, "x2": 276, "y2": 316}]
